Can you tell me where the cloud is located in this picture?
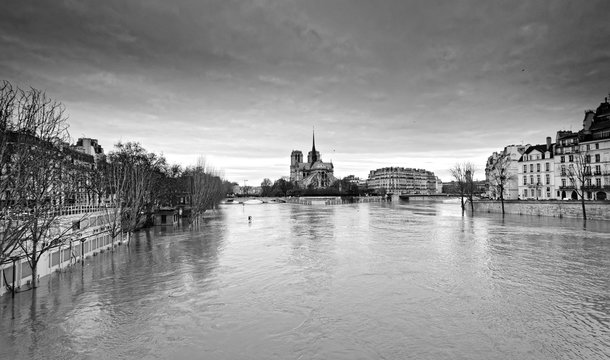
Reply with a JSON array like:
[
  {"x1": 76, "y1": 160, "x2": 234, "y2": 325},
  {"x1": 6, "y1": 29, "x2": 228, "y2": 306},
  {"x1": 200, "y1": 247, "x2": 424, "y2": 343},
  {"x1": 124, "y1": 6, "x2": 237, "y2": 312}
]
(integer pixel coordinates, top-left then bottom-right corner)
[{"x1": 2, "y1": 0, "x2": 609, "y2": 183}]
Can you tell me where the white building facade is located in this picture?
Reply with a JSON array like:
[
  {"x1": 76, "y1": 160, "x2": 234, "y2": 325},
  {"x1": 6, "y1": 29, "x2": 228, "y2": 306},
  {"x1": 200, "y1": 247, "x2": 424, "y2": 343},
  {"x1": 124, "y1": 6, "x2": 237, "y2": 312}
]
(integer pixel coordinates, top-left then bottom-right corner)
[{"x1": 518, "y1": 139, "x2": 555, "y2": 200}]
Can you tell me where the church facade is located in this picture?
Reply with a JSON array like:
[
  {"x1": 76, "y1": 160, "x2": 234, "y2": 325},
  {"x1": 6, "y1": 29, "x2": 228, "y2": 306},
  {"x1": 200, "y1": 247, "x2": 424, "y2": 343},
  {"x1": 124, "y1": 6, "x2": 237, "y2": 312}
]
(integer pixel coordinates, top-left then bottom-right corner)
[{"x1": 290, "y1": 133, "x2": 336, "y2": 188}]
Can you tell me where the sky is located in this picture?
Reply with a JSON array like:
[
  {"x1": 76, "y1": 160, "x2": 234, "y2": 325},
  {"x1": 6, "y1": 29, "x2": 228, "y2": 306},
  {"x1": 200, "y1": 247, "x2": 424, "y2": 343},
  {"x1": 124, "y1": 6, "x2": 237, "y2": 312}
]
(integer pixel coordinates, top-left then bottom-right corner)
[{"x1": 1, "y1": 0, "x2": 609, "y2": 184}]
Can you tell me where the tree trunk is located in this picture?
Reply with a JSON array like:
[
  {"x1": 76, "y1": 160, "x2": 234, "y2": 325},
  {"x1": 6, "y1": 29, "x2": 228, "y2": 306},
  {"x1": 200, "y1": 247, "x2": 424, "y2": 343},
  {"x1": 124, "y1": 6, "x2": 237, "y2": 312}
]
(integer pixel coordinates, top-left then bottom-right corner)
[
  {"x1": 581, "y1": 195, "x2": 587, "y2": 220},
  {"x1": 460, "y1": 195, "x2": 465, "y2": 214},
  {"x1": 500, "y1": 196, "x2": 505, "y2": 215},
  {"x1": 30, "y1": 247, "x2": 38, "y2": 288},
  {"x1": 499, "y1": 187, "x2": 505, "y2": 215}
]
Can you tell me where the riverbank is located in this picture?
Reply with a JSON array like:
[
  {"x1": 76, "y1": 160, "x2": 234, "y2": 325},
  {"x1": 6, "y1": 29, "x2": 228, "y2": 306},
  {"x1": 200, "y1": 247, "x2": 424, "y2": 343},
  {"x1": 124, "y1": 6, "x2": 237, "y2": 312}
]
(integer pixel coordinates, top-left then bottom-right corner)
[
  {"x1": 472, "y1": 200, "x2": 610, "y2": 220},
  {"x1": 286, "y1": 196, "x2": 387, "y2": 205}
]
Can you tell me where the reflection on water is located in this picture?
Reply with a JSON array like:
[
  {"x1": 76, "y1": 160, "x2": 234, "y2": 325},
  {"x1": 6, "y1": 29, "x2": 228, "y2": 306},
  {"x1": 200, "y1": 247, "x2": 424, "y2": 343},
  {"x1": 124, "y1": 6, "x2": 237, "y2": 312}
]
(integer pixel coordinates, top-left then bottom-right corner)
[{"x1": 1, "y1": 201, "x2": 609, "y2": 360}]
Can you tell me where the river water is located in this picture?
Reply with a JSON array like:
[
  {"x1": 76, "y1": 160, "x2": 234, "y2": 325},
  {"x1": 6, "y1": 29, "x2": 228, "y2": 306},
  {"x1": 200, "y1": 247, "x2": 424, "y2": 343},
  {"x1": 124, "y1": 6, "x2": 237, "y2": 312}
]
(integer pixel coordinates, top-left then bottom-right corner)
[{"x1": 1, "y1": 201, "x2": 609, "y2": 359}]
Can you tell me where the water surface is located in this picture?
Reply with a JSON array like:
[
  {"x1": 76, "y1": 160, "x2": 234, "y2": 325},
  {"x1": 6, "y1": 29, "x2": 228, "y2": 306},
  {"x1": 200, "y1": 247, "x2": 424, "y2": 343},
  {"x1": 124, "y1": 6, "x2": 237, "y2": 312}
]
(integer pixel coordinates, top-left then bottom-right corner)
[{"x1": 1, "y1": 201, "x2": 609, "y2": 359}]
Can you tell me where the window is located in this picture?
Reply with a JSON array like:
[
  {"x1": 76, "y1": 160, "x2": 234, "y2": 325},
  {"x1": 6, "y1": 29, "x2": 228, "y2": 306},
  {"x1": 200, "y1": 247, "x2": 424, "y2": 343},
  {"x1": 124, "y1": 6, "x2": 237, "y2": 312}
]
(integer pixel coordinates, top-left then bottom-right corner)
[
  {"x1": 523, "y1": 165, "x2": 527, "y2": 173},
  {"x1": 595, "y1": 143, "x2": 599, "y2": 149},
  {"x1": 523, "y1": 176, "x2": 527, "y2": 185},
  {"x1": 545, "y1": 162, "x2": 550, "y2": 171},
  {"x1": 586, "y1": 144, "x2": 590, "y2": 151},
  {"x1": 530, "y1": 164, "x2": 534, "y2": 172},
  {"x1": 596, "y1": 178, "x2": 601, "y2": 187},
  {"x1": 536, "y1": 164, "x2": 540, "y2": 172},
  {"x1": 560, "y1": 156, "x2": 565, "y2": 163},
  {"x1": 569, "y1": 155, "x2": 573, "y2": 162},
  {"x1": 586, "y1": 179, "x2": 591, "y2": 187},
  {"x1": 524, "y1": 189, "x2": 528, "y2": 197},
  {"x1": 585, "y1": 166, "x2": 591, "y2": 175},
  {"x1": 561, "y1": 165, "x2": 566, "y2": 176},
  {"x1": 585, "y1": 155, "x2": 591, "y2": 163},
  {"x1": 546, "y1": 174, "x2": 550, "y2": 184},
  {"x1": 536, "y1": 175, "x2": 541, "y2": 185},
  {"x1": 530, "y1": 175, "x2": 534, "y2": 185},
  {"x1": 562, "y1": 179, "x2": 566, "y2": 187},
  {"x1": 595, "y1": 165, "x2": 601, "y2": 175},
  {"x1": 595, "y1": 154, "x2": 600, "y2": 162}
]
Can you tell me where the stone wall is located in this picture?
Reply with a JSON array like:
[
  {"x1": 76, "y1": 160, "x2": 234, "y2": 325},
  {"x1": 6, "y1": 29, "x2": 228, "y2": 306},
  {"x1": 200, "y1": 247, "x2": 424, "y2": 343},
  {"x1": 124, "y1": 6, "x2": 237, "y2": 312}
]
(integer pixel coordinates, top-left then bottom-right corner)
[
  {"x1": 473, "y1": 200, "x2": 610, "y2": 220},
  {"x1": 287, "y1": 196, "x2": 386, "y2": 205}
]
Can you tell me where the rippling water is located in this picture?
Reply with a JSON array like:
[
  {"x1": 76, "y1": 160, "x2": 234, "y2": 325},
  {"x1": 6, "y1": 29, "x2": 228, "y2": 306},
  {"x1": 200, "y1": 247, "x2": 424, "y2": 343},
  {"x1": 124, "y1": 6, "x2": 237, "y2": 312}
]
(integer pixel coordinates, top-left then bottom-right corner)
[{"x1": 1, "y1": 201, "x2": 609, "y2": 359}]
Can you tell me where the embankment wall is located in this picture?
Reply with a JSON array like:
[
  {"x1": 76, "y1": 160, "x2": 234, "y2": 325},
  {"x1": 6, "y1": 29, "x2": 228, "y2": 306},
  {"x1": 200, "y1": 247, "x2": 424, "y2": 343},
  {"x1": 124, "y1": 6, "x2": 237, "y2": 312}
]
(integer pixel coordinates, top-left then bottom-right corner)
[{"x1": 473, "y1": 200, "x2": 610, "y2": 221}]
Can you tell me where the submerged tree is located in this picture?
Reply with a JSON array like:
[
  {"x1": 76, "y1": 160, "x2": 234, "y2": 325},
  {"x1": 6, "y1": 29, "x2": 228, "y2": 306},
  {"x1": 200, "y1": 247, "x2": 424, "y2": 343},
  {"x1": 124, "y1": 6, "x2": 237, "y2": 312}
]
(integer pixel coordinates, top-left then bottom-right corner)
[
  {"x1": 487, "y1": 152, "x2": 513, "y2": 215},
  {"x1": 450, "y1": 163, "x2": 467, "y2": 214},
  {"x1": 0, "y1": 80, "x2": 26, "y2": 266},
  {"x1": 184, "y1": 157, "x2": 223, "y2": 226},
  {"x1": 103, "y1": 142, "x2": 164, "y2": 242},
  {"x1": 450, "y1": 162, "x2": 476, "y2": 215},
  {"x1": 566, "y1": 149, "x2": 592, "y2": 220},
  {"x1": 3, "y1": 84, "x2": 87, "y2": 287}
]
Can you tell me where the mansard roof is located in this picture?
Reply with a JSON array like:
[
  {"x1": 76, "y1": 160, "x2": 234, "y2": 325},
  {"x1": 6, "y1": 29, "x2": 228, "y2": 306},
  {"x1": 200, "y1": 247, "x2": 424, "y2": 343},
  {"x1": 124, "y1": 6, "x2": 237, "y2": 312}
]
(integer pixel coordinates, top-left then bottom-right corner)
[{"x1": 518, "y1": 144, "x2": 554, "y2": 162}]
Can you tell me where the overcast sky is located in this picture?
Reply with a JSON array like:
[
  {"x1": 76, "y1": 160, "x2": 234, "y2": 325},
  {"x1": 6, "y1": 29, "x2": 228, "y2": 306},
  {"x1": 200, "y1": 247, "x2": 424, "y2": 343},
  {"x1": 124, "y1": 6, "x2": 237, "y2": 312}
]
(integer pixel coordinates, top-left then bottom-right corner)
[{"x1": 2, "y1": 1, "x2": 609, "y2": 183}]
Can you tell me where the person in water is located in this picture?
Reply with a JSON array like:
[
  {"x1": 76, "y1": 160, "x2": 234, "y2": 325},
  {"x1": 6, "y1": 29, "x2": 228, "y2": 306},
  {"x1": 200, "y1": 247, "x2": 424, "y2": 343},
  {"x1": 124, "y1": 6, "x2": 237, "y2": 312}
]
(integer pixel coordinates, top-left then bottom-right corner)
[{"x1": 248, "y1": 216, "x2": 252, "y2": 222}]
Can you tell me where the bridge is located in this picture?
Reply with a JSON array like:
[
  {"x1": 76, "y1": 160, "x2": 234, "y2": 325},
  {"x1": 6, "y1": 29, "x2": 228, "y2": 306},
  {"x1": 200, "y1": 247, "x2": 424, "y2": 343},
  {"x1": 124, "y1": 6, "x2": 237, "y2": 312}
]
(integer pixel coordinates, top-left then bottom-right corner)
[{"x1": 394, "y1": 193, "x2": 460, "y2": 201}]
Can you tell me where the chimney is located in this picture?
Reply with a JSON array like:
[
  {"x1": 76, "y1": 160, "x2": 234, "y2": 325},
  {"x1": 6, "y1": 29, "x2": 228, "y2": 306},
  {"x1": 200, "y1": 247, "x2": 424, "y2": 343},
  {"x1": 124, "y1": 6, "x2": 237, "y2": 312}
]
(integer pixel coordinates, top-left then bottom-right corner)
[{"x1": 546, "y1": 136, "x2": 552, "y2": 150}]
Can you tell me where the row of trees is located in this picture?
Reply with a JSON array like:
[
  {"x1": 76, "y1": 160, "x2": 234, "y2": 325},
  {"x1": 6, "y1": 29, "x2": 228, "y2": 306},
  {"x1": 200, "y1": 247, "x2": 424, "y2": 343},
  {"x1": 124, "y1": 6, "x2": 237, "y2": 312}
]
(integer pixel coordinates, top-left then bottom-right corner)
[
  {"x1": 0, "y1": 81, "x2": 227, "y2": 288},
  {"x1": 258, "y1": 176, "x2": 371, "y2": 197}
]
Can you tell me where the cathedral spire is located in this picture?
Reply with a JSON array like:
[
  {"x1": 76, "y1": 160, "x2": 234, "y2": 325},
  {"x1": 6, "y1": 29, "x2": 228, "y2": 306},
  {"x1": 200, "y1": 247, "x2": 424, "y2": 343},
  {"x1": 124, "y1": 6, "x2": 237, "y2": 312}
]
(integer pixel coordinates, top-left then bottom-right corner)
[{"x1": 311, "y1": 128, "x2": 318, "y2": 163}]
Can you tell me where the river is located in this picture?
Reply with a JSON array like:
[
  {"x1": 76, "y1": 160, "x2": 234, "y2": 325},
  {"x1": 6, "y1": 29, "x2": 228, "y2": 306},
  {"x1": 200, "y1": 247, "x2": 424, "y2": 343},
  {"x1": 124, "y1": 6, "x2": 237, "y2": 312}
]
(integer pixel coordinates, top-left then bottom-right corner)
[{"x1": 1, "y1": 201, "x2": 609, "y2": 359}]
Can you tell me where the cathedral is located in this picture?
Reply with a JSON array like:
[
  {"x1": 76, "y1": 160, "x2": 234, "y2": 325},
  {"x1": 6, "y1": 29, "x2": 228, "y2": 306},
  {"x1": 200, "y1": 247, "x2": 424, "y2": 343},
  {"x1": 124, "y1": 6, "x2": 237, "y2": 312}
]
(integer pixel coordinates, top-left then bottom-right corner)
[{"x1": 290, "y1": 132, "x2": 336, "y2": 188}]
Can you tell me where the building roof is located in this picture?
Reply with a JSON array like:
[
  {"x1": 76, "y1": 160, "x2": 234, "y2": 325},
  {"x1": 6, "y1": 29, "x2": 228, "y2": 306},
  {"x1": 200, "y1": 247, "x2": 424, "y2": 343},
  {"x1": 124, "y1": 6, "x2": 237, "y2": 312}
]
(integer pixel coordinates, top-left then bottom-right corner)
[{"x1": 518, "y1": 144, "x2": 554, "y2": 161}]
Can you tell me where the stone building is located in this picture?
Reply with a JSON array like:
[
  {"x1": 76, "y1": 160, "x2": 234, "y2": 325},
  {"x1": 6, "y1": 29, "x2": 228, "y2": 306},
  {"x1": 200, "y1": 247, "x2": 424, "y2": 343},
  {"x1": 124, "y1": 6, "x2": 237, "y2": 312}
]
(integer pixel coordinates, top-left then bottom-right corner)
[
  {"x1": 485, "y1": 144, "x2": 527, "y2": 200},
  {"x1": 73, "y1": 138, "x2": 105, "y2": 166},
  {"x1": 367, "y1": 167, "x2": 440, "y2": 195},
  {"x1": 554, "y1": 97, "x2": 610, "y2": 200},
  {"x1": 289, "y1": 132, "x2": 336, "y2": 189},
  {"x1": 517, "y1": 138, "x2": 555, "y2": 200}
]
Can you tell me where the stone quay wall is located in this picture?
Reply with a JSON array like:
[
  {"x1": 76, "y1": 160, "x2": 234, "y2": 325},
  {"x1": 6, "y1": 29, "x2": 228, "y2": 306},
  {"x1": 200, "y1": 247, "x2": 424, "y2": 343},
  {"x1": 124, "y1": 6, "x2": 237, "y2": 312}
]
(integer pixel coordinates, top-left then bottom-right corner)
[
  {"x1": 287, "y1": 196, "x2": 386, "y2": 206},
  {"x1": 472, "y1": 200, "x2": 610, "y2": 220}
]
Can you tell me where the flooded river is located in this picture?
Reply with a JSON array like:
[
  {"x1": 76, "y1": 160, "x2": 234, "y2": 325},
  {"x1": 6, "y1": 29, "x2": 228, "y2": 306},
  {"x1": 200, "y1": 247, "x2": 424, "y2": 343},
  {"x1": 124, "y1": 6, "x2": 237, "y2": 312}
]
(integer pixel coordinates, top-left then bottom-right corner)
[{"x1": 1, "y1": 201, "x2": 609, "y2": 359}]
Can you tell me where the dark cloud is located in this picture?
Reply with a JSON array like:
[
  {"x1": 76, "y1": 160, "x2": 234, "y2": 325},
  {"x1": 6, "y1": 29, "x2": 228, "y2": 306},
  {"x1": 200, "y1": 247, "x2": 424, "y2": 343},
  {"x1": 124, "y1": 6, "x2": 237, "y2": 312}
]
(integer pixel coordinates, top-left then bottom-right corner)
[{"x1": 1, "y1": 0, "x2": 609, "y2": 182}]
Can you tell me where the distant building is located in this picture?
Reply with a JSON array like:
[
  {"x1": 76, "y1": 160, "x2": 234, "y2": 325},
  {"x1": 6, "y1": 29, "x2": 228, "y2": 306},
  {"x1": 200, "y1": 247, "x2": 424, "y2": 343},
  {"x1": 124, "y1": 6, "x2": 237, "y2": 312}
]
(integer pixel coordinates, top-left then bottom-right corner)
[
  {"x1": 367, "y1": 167, "x2": 440, "y2": 195},
  {"x1": 290, "y1": 131, "x2": 337, "y2": 188},
  {"x1": 73, "y1": 138, "x2": 105, "y2": 166}
]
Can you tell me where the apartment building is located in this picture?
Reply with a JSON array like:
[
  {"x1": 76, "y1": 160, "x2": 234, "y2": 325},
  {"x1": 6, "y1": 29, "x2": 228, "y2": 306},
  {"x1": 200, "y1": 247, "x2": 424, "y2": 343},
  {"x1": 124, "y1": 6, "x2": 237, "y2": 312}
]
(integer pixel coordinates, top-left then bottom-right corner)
[{"x1": 517, "y1": 138, "x2": 555, "y2": 200}]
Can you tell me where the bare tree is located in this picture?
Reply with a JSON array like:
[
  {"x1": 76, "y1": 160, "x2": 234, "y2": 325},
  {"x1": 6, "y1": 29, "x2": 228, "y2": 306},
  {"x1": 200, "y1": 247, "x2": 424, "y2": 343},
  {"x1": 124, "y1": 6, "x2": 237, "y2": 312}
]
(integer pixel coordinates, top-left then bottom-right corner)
[
  {"x1": 0, "y1": 81, "x2": 27, "y2": 266},
  {"x1": 104, "y1": 142, "x2": 163, "y2": 243},
  {"x1": 185, "y1": 157, "x2": 223, "y2": 226},
  {"x1": 450, "y1": 162, "x2": 476, "y2": 214},
  {"x1": 464, "y1": 163, "x2": 476, "y2": 213},
  {"x1": 5, "y1": 84, "x2": 83, "y2": 288},
  {"x1": 450, "y1": 163, "x2": 467, "y2": 214},
  {"x1": 566, "y1": 149, "x2": 592, "y2": 220},
  {"x1": 487, "y1": 153, "x2": 513, "y2": 215}
]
